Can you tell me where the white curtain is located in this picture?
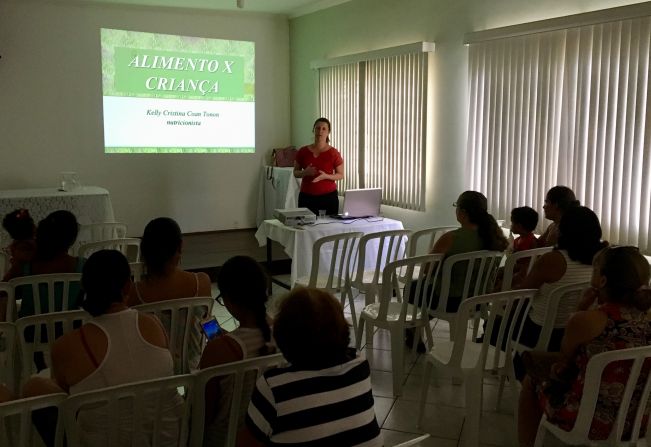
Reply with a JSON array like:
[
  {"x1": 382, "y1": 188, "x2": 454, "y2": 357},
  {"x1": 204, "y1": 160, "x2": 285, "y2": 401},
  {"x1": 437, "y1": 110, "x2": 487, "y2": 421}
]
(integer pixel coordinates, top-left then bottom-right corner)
[{"x1": 467, "y1": 16, "x2": 651, "y2": 251}]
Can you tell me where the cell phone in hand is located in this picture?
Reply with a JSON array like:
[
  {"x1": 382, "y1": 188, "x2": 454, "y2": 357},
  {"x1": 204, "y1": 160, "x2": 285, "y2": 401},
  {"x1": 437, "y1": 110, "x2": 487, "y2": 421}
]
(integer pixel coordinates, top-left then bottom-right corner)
[{"x1": 201, "y1": 317, "x2": 222, "y2": 340}]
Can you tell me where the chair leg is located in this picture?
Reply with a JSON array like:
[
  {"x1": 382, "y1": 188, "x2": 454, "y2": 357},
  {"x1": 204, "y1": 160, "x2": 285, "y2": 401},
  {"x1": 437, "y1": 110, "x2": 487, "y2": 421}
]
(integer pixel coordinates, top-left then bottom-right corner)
[
  {"x1": 463, "y1": 373, "x2": 483, "y2": 447},
  {"x1": 344, "y1": 286, "x2": 358, "y2": 334},
  {"x1": 390, "y1": 327, "x2": 405, "y2": 396},
  {"x1": 355, "y1": 317, "x2": 365, "y2": 350},
  {"x1": 417, "y1": 358, "x2": 433, "y2": 428}
]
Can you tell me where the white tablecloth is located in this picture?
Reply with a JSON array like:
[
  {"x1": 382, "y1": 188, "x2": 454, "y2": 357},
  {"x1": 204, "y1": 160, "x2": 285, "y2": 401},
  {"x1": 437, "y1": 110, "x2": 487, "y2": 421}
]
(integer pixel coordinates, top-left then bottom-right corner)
[
  {"x1": 0, "y1": 186, "x2": 115, "y2": 244},
  {"x1": 255, "y1": 217, "x2": 404, "y2": 286},
  {"x1": 256, "y1": 166, "x2": 301, "y2": 225}
]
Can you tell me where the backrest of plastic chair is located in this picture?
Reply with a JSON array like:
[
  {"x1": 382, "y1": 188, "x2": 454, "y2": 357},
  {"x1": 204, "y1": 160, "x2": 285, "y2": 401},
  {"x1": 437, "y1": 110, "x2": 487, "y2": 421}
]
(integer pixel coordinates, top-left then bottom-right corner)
[
  {"x1": 407, "y1": 226, "x2": 459, "y2": 257},
  {"x1": 63, "y1": 374, "x2": 194, "y2": 447},
  {"x1": 377, "y1": 254, "x2": 444, "y2": 323},
  {"x1": 9, "y1": 273, "x2": 83, "y2": 315},
  {"x1": 535, "y1": 281, "x2": 589, "y2": 350},
  {"x1": 133, "y1": 297, "x2": 214, "y2": 374},
  {"x1": 353, "y1": 230, "x2": 411, "y2": 285},
  {"x1": 129, "y1": 262, "x2": 145, "y2": 282},
  {"x1": 308, "y1": 232, "x2": 362, "y2": 290},
  {"x1": 0, "y1": 323, "x2": 16, "y2": 393},
  {"x1": 435, "y1": 250, "x2": 504, "y2": 314},
  {"x1": 451, "y1": 289, "x2": 537, "y2": 371},
  {"x1": 15, "y1": 310, "x2": 89, "y2": 385},
  {"x1": 74, "y1": 223, "x2": 128, "y2": 255},
  {"x1": 568, "y1": 346, "x2": 651, "y2": 445},
  {"x1": 78, "y1": 238, "x2": 141, "y2": 262},
  {"x1": 501, "y1": 247, "x2": 553, "y2": 291},
  {"x1": 191, "y1": 353, "x2": 285, "y2": 447},
  {"x1": 0, "y1": 282, "x2": 16, "y2": 322},
  {"x1": 0, "y1": 252, "x2": 8, "y2": 277},
  {"x1": 0, "y1": 392, "x2": 67, "y2": 447}
]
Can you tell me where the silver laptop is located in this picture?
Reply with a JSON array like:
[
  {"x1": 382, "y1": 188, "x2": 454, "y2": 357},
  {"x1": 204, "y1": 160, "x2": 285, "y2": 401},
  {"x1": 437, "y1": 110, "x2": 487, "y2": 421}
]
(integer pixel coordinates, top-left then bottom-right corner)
[{"x1": 335, "y1": 188, "x2": 382, "y2": 219}]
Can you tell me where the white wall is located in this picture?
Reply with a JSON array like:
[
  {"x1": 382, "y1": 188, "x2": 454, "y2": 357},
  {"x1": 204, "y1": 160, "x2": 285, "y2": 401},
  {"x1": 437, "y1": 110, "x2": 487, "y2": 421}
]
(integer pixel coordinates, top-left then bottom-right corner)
[
  {"x1": 0, "y1": 0, "x2": 290, "y2": 234},
  {"x1": 289, "y1": 0, "x2": 647, "y2": 231}
]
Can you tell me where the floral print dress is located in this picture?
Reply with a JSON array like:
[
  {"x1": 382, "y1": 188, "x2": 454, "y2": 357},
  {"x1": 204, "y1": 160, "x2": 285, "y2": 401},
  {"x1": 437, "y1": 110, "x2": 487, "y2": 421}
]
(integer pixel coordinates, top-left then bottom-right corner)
[{"x1": 539, "y1": 302, "x2": 651, "y2": 440}]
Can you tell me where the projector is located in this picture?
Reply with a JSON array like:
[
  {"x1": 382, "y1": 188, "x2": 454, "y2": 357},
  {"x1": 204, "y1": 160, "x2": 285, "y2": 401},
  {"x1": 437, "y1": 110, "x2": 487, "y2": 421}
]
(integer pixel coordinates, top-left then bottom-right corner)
[{"x1": 274, "y1": 208, "x2": 316, "y2": 227}]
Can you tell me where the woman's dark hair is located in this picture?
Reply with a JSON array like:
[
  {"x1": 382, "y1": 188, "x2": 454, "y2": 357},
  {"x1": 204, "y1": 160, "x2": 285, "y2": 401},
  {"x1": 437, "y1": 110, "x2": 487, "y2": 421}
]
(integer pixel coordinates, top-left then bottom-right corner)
[
  {"x1": 36, "y1": 210, "x2": 78, "y2": 260},
  {"x1": 3, "y1": 208, "x2": 35, "y2": 240},
  {"x1": 546, "y1": 186, "x2": 580, "y2": 213},
  {"x1": 456, "y1": 191, "x2": 508, "y2": 251},
  {"x1": 313, "y1": 117, "x2": 331, "y2": 144},
  {"x1": 141, "y1": 217, "x2": 182, "y2": 275},
  {"x1": 80, "y1": 250, "x2": 131, "y2": 317},
  {"x1": 594, "y1": 246, "x2": 651, "y2": 311},
  {"x1": 510, "y1": 206, "x2": 539, "y2": 232},
  {"x1": 557, "y1": 206, "x2": 606, "y2": 265},
  {"x1": 273, "y1": 287, "x2": 351, "y2": 369},
  {"x1": 217, "y1": 256, "x2": 271, "y2": 354}
]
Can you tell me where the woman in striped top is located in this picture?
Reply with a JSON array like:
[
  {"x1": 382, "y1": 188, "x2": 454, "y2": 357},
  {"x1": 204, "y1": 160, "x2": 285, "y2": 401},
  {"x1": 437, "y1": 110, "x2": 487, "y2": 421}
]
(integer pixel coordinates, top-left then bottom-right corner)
[
  {"x1": 513, "y1": 206, "x2": 607, "y2": 378},
  {"x1": 239, "y1": 287, "x2": 382, "y2": 447}
]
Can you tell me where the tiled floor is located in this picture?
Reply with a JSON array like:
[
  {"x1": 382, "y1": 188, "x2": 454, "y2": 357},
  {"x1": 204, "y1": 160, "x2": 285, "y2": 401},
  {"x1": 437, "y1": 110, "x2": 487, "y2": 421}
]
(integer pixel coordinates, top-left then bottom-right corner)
[{"x1": 209, "y1": 275, "x2": 519, "y2": 447}]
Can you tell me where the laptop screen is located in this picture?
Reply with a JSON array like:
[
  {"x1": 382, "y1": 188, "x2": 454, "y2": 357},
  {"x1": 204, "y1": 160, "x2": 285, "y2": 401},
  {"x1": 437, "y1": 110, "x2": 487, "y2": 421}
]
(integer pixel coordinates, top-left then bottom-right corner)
[{"x1": 342, "y1": 188, "x2": 382, "y2": 218}]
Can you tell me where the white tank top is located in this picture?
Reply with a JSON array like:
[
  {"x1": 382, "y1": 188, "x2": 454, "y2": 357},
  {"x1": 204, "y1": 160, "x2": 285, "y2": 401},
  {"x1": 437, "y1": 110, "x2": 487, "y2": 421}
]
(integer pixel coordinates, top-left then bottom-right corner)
[
  {"x1": 529, "y1": 250, "x2": 592, "y2": 326},
  {"x1": 70, "y1": 309, "x2": 182, "y2": 447}
]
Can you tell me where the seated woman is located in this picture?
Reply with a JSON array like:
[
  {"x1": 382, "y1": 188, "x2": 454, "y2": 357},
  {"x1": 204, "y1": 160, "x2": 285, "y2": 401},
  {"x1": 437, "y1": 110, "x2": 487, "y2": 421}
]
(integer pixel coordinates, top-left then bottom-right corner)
[
  {"x1": 21, "y1": 250, "x2": 182, "y2": 446},
  {"x1": 537, "y1": 185, "x2": 580, "y2": 247},
  {"x1": 518, "y1": 246, "x2": 651, "y2": 446},
  {"x1": 514, "y1": 206, "x2": 607, "y2": 362},
  {"x1": 238, "y1": 287, "x2": 382, "y2": 447},
  {"x1": 127, "y1": 217, "x2": 211, "y2": 305},
  {"x1": 7, "y1": 210, "x2": 85, "y2": 318},
  {"x1": 198, "y1": 256, "x2": 274, "y2": 446}
]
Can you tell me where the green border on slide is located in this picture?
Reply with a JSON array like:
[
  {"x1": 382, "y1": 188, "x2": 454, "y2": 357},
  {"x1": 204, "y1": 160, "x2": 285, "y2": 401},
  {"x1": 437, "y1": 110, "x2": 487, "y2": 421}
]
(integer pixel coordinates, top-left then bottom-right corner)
[{"x1": 106, "y1": 147, "x2": 255, "y2": 154}]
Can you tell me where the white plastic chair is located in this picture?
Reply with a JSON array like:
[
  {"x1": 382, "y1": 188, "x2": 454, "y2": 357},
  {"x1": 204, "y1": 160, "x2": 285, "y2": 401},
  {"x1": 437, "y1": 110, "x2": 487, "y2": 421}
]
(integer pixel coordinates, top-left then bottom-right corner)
[
  {"x1": 356, "y1": 254, "x2": 444, "y2": 395},
  {"x1": 63, "y1": 374, "x2": 193, "y2": 447},
  {"x1": 394, "y1": 434, "x2": 431, "y2": 447},
  {"x1": 73, "y1": 222, "x2": 128, "y2": 255},
  {"x1": 129, "y1": 261, "x2": 145, "y2": 282},
  {"x1": 133, "y1": 296, "x2": 214, "y2": 374},
  {"x1": 0, "y1": 392, "x2": 67, "y2": 447},
  {"x1": 15, "y1": 310, "x2": 89, "y2": 385},
  {"x1": 0, "y1": 251, "x2": 8, "y2": 277},
  {"x1": 190, "y1": 353, "x2": 285, "y2": 447},
  {"x1": 407, "y1": 226, "x2": 459, "y2": 257},
  {"x1": 0, "y1": 322, "x2": 16, "y2": 393},
  {"x1": 9, "y1": 273, "x2": 83, "y2": 316},
  {"x1": 428, "y1": 250, "x2": 504, "y2": 340},
  {"x1": 0, "y1": 282, "x2": 16, "y2": 322},
  {"x1": 500, "y1": 246, "x2": 552, "y2": 291},
  {"x1": 294, "y1": 231, "x2": 362, "y2": 330},
  {"x1": 534, "y1": 345, "x2": 651, "y2": 447},
  {"x1": 78, "y1": 237, "x2": 141, "y2": 262},
  {"x1": 418, "y1": 289, "x2": 537, "y2": 447},
  {"x1": 350, "y1": 230, "x2": 411, "y2": 307}
]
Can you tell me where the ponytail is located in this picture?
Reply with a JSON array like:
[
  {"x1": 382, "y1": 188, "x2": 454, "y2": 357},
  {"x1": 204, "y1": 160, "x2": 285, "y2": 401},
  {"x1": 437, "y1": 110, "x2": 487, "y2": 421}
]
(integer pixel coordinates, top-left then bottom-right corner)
[{"x1": 475, "y1": 210, "x2": 508, "y2": 251}]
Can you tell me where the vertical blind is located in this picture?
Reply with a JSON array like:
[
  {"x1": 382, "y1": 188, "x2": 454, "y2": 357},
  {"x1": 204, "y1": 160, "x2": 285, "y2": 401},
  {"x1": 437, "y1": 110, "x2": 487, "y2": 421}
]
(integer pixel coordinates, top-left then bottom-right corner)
[
  {"x1": 467, "y1": 16, "x2": 651, "y2": 252},
  {"x1": 318, "y1": 51, "x2": 429, "y2": 210}
]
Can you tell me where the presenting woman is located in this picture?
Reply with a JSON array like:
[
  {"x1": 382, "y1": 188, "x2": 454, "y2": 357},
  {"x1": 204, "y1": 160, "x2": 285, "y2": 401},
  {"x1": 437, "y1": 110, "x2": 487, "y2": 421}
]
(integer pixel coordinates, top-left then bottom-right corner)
[{"x1": 293, "y1": 117, "x2": 344, "y2": 216}]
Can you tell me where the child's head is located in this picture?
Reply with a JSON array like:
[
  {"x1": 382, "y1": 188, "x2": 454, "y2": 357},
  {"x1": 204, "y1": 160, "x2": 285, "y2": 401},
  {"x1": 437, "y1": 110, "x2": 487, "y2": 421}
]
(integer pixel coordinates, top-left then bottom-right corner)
[
  {"x1": 510, "y1": 206, "x2": 538, "y2": 235},
  {"x1": 592, "y1": 246, "x2": 651, "y2": 311},
  {"x1": 3, "y1": 209, "x2": 35, "y2": 241}
]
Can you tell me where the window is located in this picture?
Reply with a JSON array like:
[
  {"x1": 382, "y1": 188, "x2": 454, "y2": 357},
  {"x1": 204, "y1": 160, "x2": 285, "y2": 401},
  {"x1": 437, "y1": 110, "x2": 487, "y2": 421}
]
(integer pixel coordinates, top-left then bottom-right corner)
[
  {"x1": 314, "y1": 43, "x2": 434, "y2": 211},
  {"x1": 466, "y1": 13, "x2": 651, "y2": 251}
]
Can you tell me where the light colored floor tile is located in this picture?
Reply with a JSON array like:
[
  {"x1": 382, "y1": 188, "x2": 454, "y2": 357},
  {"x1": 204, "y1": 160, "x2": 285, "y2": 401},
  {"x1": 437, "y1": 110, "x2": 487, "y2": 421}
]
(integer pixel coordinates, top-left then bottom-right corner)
[
  {"x1": 383, "y1": 399, "x2": 465, "y2": 440},
  {"x1": 381, "y1": 430, "x2": 458, "y2": 447},
  {"x1": 364, "y1": 347, "x2": 415, "y2": 373},
  {"x1": 459, "y1": 410, "x2": 516, "y2": 447},
  {"x1": 373, "y1": 396, "x2": 395, "y2": 427},
  {"x1": 370, "y1": 369, "x2": 397, "y2": 398}
]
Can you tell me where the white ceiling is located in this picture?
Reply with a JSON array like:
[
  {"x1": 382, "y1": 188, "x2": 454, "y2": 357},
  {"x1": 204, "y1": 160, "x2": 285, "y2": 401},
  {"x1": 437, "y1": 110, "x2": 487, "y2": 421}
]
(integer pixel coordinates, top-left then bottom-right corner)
[{"x1": 77, "y1": 0, "x2": 352, "y2": 17}]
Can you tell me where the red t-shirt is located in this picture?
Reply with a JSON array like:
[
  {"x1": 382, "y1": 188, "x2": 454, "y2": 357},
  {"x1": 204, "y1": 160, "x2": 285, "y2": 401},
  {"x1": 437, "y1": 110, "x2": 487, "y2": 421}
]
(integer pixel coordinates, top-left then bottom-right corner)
[
  {"x1": 295, "y1": 146, "x2": 343, "y2": 196},
  {"x1": 513, "y1": 232, "x2": 538, "y2": 252}
]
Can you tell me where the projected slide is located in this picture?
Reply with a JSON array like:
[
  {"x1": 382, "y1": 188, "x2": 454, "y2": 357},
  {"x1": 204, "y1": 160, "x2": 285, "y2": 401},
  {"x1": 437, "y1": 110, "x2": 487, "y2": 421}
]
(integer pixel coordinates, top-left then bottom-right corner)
[{"x1": 100, "y1": 29, "x2": 255, "y2": 154}]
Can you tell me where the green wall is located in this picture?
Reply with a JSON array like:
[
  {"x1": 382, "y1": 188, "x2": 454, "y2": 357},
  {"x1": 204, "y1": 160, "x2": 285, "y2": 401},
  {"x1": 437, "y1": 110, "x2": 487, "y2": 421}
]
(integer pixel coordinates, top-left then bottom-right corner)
[{"x1": 289, "y1": 0, "x2": 646, "y2": 229}]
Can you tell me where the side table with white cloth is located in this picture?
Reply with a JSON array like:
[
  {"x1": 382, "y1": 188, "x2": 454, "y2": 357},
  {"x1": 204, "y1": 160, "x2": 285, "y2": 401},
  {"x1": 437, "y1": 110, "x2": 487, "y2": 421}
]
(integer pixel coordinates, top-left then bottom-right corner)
[
  {"x1": 0, "y1": 186, "x2": 115, "y2": 245},
  {"x1": 256, "y1": 166, "x2": 301, "y2": 226},
  {"x1": 255, "y1": 217, "x2": 405, "y2": 288}
]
